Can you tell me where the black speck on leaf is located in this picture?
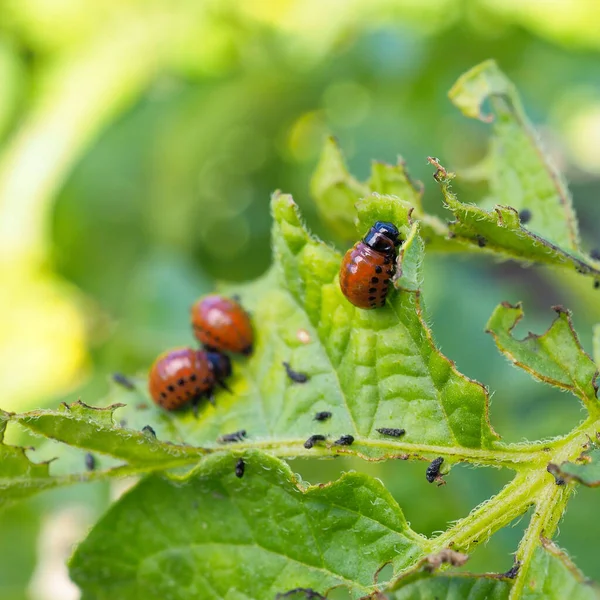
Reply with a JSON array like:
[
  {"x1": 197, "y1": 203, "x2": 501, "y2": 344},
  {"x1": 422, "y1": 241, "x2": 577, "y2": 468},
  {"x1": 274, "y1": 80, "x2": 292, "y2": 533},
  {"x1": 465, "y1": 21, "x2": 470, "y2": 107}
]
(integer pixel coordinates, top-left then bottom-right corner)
[{"x1": 282, "y1": 362, "x2": 309, "y2": 383}]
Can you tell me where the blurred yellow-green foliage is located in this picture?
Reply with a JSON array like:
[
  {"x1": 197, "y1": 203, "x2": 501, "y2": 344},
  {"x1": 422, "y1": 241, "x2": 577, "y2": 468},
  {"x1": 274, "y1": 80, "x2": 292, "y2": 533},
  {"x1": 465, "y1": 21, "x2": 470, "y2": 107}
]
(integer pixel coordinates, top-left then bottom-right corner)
[{"x1": 3, "y1": 1, "x2": 600, "y2": 598}]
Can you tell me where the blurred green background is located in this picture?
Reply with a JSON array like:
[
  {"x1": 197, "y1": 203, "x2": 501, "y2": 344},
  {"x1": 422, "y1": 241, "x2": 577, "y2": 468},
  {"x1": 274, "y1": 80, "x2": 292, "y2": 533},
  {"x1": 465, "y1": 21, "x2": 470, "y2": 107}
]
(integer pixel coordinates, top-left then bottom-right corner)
[{"x1": 2, "y1": 0, "x2": 600, "y2": 598}]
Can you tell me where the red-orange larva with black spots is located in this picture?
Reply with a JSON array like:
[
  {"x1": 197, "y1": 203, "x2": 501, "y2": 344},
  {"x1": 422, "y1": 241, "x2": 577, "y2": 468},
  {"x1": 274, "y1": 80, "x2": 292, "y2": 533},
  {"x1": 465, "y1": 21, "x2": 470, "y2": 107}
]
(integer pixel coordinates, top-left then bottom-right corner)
[
  {"x1": 191, "y1": 295, "x2": 253, "y2": 355},
  {"x1": 339, "y1": 221, "x2": 401, "y2": 309},
  {"x1": 148, "y1": 347, "x2": 231, "y2": 413}
]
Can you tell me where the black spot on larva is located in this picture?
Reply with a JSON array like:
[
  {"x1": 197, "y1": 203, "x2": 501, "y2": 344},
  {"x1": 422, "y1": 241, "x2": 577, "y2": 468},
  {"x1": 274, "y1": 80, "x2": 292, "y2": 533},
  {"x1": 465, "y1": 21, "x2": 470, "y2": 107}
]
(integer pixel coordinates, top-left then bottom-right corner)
[
  {"x1": 190, "y1": 374, "x2": 197, "y2": 382},
  {"x1": 386, "y1": 269, "x2": 394, "y2": 275},
  {"x1": 235, "y1": 458, "x2": 245, "y2": 478},
  {"x1": 426, "y1": 457, "x2": 444, "y2": 483},
  {"x1": 375, "y1": 265, "x2": 382, "y2": 274},
  {"x1": 160, "y1": 391, "x2": 167, "y2": 398},
  {"x1": 369, "y1": 287, "x2": 377, "y2": 293},
  {"x1": 167, "y1": 385, "x2": 175, "y2": 392},
  {"x1": 371, "y1": 277, "x2": 379, "y2": 283},
  {"x1": 368, "y1": 296, "x2": 376, "y2": 301},
  {"x1": 178, "y1": 378, "x2": 185, "y2": 386}
]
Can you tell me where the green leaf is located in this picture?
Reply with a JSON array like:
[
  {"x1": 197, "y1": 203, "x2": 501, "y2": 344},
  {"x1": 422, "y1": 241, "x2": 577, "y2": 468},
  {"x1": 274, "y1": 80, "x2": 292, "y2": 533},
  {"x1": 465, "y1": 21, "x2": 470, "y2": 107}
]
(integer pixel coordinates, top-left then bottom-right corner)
[
  {"x1": 384, "y1": 575, "x2": 510, "y2": 600},
  {"x1": 519, "y1": 542, "x2": 600, "y2": 599},
  {"x1": 593, "y1": 324, "x2": 600, "y2": 368},
  {"x1": 382, "y1": 543, "x2": 600, "y2": 600},
  {"x1": 449, "y1": 60, "x2": 579, "y2": 251},
  {"x1": 269, "y1": 192, "x2": 499, "y2": 450},
  {"x1": 310, "y1": 136, "x2": 369, "y2": 242},
  {"x1": 0, "y1": 408, "x2": 183, "y2": 509},
  {"x1": 16, "y1": 192, "x2": 500, "y2": 470},
  {"x1": 548, "y1": 440, "x2": 600, "y2": 487},
  {"x1": 486, "y1": 303, "x2": 599, "y2": 412},
  {"x1": 69, "y1": 451, "x2": 429, "y2": 600},
  {"x1": 310, "y1": 137, "x2": 452, "y2": 250},
  {"x1": 12, "y1": 400, "x2": 206, "y2": 465},
  {"x1": 0, "y1": 410, "x2": 57, "y2": 508},
  {"x1": 429, "y1": 158, "x2": 600, "y2": 278}
]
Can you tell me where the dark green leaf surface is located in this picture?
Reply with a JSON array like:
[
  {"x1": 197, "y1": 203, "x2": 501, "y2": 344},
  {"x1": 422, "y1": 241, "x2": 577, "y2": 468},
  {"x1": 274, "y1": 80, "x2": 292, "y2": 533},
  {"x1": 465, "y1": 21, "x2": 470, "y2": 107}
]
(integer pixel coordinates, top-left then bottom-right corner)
[
  {"x1": 486, "y1": 303, "x2": 598, "y2": 411},
  {"x1": 70, "y1": 451, "x2": 429, "y2": 600},
  {"x1": 385, "y1": 575, "x2": 510, "y2": 600},
  {"x1": 520, "y1": 543, "x2": 600, "y2": 599}
]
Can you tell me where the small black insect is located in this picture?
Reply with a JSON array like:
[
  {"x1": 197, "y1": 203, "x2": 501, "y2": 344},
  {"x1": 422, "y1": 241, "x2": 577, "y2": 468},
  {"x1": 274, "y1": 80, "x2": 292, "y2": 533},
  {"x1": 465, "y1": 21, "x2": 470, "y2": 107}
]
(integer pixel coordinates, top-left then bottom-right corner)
[
  {"x1": 376, "y1": 427, "x2": 405, "y2": 438},
  {"x1": 503, "y1": 561, "x2": 521, "y2": 579},
  {"x1": 235, "y1": 458, "x2": 245, "y2": 478},
  {"x1": 282, "y1": 362, "x2": 309, "y2": 383},
  {"x1": 546, "y1": 463, "x2": 566, "y2": 485},
  {"x1": 314, "y1": 411, "x2": 332, "y2": 421},
  {"x1": 84, "y1": 452, "x2": 96, "y2": 471},
  {"x1": 476, "y1": 235, "x2": 486, "y2": 248},
  {"x1": 334, "y1": 434, "x2": 354, "y2": 446},
  {"x1": 519, "y1": 208, "x2": 532, "y2": 224},
  {"x1": 112, "y1": 372, "x2": 135, "y2": 390},
  {"x1": 275, "y1": 588, "x2": 326, "y2": 600},
  {"x1": 142, "y1": 425, "x2": 156, "y2": 438},
  {"x1": 590, "y1": 248, "x2": 600, "y2": 261},
  {"x1": 218, "y1": 430, "x2": 247, "y2": 443},
  {"x1": 426, "y1": 457, "x2": 444, "y2": 483},
  {"x1": 304, "y1": 434, "x2": 326, "y2": 449}
]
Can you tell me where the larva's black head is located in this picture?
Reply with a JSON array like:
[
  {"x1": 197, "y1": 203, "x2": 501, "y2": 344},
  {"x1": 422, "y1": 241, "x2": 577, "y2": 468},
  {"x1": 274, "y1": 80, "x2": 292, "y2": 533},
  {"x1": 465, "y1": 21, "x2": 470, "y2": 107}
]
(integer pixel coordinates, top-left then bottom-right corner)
[
  {"x1": 363, "y1": 221, "x2": 401, "y2": 252},
  {"x1": 207, "y1": 352, "x2": 232, "y2": 382}
]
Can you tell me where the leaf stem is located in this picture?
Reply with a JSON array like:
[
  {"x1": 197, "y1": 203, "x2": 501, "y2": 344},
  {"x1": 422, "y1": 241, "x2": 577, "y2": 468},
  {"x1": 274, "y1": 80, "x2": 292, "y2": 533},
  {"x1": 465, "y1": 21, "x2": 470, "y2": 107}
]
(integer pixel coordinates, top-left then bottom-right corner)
[
  {"x1": 431, "y1": 471, "x2": 539, "y2": 553},
  {"x1": 508, "y1": 479, "x2": 572, "y2": 599}
]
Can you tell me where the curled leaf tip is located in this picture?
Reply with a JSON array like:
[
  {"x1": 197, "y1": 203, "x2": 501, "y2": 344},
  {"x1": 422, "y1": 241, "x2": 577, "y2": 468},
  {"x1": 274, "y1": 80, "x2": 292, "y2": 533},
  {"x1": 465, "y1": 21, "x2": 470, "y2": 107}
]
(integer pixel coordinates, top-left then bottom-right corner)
[{"x1": 427, "y1": 157, "x2": 454, "y2": 183}]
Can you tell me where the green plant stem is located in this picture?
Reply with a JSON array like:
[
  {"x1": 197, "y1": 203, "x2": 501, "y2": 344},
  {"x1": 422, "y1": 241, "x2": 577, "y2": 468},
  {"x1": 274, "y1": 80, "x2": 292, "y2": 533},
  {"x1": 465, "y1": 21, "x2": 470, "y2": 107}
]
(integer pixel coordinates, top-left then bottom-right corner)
[{"x1": 508, "y1": 480, "x2": 572, "y2": 599}]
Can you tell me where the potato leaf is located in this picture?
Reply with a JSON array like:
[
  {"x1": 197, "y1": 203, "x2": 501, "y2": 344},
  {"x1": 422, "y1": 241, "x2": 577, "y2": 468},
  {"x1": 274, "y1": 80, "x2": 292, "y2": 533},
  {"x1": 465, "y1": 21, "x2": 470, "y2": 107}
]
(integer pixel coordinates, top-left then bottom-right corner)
[
  {"x1": 449, "y1": 60, "x2": 578, "y2": 251},
  {"x1": 486, "y1": 303, "x2": 599, "y2": 412},
  {"x1": 69, "y1": 451, "x2": 429, "y2": 600},
  {"x1": 548, "y1": 441, "x2": 600, "y2": 487}
]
